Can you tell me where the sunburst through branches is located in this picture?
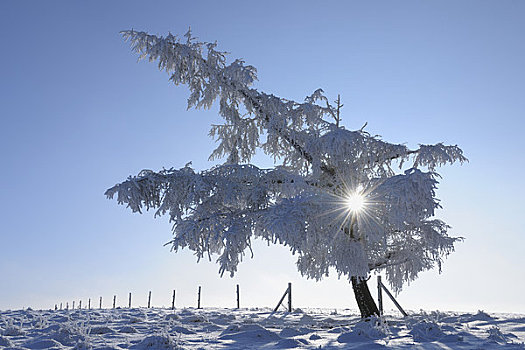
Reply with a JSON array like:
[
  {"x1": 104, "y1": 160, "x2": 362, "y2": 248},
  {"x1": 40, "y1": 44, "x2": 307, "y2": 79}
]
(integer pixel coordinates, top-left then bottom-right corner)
[{"x1": 346, "y1": 187, "x2": 366, "y2": 214}]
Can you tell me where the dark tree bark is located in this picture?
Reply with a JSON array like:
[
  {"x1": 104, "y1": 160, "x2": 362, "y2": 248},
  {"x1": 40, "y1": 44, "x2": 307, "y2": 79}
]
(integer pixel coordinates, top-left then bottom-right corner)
[{"x1": 351, "y1": 276, "x2": 380, "y2": 318}]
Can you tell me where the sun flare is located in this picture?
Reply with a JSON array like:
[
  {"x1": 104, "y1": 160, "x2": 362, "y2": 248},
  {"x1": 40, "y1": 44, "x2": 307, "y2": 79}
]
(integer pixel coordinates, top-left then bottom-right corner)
[{"x1": 346, "y1": 192, "x2": 366, "y2": 213}]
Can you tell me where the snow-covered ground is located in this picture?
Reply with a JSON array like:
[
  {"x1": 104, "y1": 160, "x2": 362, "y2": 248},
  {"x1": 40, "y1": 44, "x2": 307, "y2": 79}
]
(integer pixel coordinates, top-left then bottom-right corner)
[{"x1": 0, "y1": 307, "x2": 523, "y2": 349}]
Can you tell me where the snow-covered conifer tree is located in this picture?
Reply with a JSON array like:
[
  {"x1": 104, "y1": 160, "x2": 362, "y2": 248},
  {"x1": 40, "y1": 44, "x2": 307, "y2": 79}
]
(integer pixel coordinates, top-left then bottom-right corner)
[{"x1": 106, "y1": 29, "x2": 467, "y2": 318}]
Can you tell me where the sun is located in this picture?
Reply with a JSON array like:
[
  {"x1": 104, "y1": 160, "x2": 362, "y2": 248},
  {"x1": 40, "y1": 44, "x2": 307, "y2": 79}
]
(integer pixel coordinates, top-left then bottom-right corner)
[
  {"x1": 345, "y1": 184, "x2": 367, "y2": 214},
  {"x1": 346, "y1": 191, "x2": 366, "y2": 213}
]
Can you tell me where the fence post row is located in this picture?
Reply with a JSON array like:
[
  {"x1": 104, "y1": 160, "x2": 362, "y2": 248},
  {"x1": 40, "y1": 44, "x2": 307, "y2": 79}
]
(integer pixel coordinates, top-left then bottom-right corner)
[
  {"x1": 56, "y1": 283, "x2": 310, "y2": 312},
  {"x1": 377, "y1": 276, "x2": 408, "y2": 317}
]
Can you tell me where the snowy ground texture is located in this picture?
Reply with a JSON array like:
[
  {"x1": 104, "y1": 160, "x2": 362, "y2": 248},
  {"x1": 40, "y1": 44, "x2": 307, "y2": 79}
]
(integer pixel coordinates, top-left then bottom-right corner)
[{"x1": 0, "y1": 307, "x2": 524, "y2": 349}]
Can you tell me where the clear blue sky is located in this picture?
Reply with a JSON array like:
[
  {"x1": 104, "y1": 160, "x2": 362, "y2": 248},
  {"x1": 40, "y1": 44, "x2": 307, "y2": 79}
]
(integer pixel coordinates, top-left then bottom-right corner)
[{"x1": 1, "y1": 0, "x2": 524, "y2": 313}]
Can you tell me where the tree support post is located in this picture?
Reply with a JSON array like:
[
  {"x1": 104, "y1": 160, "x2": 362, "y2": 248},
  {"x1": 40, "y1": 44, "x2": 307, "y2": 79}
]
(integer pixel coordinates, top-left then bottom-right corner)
[
  {"x1": 377, "y1": 276, "x2": 383, "y2": 315},
  {"x1": 377, "y1": 276, "x2": 408, "y2": 317},
  {"x1": 273, "y1": 283, "x2": 292, "y2": 312},
  {"x1": 287, "y1": 282, "x2": 292, "y2": 312}
]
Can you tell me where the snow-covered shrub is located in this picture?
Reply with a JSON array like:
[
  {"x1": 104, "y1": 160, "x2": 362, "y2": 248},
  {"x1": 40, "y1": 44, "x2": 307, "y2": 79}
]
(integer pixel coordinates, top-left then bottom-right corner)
[
  {"x1": 487, "y1": 326, "x2": 508, "y2": 344},
  {"x1": 130, "y1": 335, "x2": 178, "y2": 349},
  {"x1": 408, "y1": 320, "x2": 445, "y2": 342},
  {"x1": 338, "y1": 315, "x2": 389, "y2": 343},
  {"x1": 51, "y1": 321, "x2": 90, "y2": 346},
  {"x1": 2, "y1": 317, "x2": 25, "y2": 336},
  {"x1": 32, "y1": 313, "x2": 49, "y2": 329}
]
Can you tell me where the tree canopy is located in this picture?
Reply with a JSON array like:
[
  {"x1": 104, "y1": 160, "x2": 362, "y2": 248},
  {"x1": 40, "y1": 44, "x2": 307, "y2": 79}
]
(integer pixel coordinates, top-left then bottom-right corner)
[{"x1": 106, "y1": 29, "x2": 467, "y2": 293}]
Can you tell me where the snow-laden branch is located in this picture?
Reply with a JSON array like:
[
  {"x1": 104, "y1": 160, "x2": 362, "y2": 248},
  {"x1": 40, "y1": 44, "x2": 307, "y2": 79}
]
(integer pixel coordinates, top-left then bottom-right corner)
[
  {"x1": 107, "y1": 163, "x2": 460, "y2": 288},
  {"x1": 122, "y1": 29, "x2": 330, "y2": 172},
  {"x1": 121, "y1": 29, "x2": 467, "y2": 177}
]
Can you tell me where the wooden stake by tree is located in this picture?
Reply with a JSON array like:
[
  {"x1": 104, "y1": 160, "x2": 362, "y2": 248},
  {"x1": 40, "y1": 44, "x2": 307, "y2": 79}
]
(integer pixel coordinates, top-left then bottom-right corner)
[
  {"x1": 377, "y1": 276, "x2": 383, "y2": 315},
  {"x1": 236, "y1": 284, "x2": 240, "y2": 309},
  {"x1": 274, "y1": 283, "x2": 292, "y2": 312}
]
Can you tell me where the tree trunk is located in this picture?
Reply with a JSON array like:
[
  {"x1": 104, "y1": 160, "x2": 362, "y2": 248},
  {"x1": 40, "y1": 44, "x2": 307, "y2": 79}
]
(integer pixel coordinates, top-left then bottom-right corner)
[{"x1": 351, "y1": 276, "x2": 380, "y2": 318}]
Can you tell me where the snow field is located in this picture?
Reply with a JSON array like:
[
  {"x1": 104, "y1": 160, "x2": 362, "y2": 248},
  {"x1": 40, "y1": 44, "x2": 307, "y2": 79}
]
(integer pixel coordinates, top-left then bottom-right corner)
[{"x1": 0, "y1": 307, "x2": 524, "y2": 349}]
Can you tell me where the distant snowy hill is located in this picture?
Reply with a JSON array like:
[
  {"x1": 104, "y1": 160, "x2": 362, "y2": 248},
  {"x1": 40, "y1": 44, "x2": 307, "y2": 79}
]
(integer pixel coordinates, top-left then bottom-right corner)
[{"x1": 0, "y1": 307, "x2": 523, "y2": 349}]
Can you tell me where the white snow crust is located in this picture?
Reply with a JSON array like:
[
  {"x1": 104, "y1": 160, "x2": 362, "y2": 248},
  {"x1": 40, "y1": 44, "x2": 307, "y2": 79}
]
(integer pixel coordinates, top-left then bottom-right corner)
[{"x1": 0, "y1": 307, "x2": 523, "y2": 349}]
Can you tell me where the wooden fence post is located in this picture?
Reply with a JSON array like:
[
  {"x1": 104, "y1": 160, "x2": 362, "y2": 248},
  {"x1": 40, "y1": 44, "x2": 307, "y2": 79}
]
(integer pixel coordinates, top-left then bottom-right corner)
[
  {"x1": 129, "y1": 292, "x2": 132, "y2": 308},
  {"x1": 72, "y1": 301, "x2": 75, "y2": 310},
  {"x1": 197, "y1": 286, "x2": 201, "y2": 309},
  {"x1": 236, "y1": 284, "x2": 240, "y2": 309},
  {"x1": 60, "y1": 303, "x2": 62, "y2": 310},
  {"x1": 66, "y1": 302, "x2": 69, "y2": 310},
  {"x1": 148, "y1": 291, "x2": 151, "y2": 308},
  {"x1": 88, "y1": 298, "x2": 91, "y2": 310},
  {"x1": 377, "y1": 276, "x2": 383, "y2": 315},
  {"x1": 79, "y1": 300, "x2": 82, "y2": 309},
  {"x1": 99, "y1": 296, "x2": 102, "y2": 309},
  {"x1": 113, "y1": 295, "x2": 116, "y2": 309},
  {"x1": 287, "y1": 282, "x2": 292, "y2": 312},
  {"x1": 172, "y1": 290, "x2": 176, "y2": 310}
]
